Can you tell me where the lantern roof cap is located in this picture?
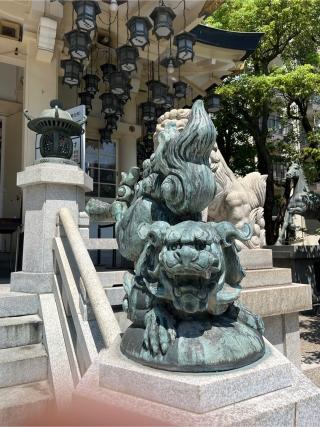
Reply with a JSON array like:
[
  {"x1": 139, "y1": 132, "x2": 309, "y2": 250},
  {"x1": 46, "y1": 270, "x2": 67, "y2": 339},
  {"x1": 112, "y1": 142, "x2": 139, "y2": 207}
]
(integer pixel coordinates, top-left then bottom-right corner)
[
  {"x1": 174, "y1": 31, "x2": 196, "y2": 43},
  {"x1": 127, "y1": 15, "x2": 152, "y2": 29},
  {"x1": 73, "y1": 1, "x2": 101, "y2": 15},
  {"x1": 64, "y1": 28, "x2": 91, "y2": 40},
  {"x1": 150, "y1": 5, "x2": 176, "y2": 20},
  {"x1": 24, "y1": 100, "x2": 85, "y2": 135}
]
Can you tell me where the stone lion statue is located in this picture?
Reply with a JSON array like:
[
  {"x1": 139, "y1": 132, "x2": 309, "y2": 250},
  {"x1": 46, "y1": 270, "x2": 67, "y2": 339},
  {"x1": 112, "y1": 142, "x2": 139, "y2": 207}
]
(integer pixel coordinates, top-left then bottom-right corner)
[
  {"x1": 86, "y1": 101, "x2": 265, "y2": 372},
  {"x1": 154, "y1": 109, "x2": 267, "y2": 250}
]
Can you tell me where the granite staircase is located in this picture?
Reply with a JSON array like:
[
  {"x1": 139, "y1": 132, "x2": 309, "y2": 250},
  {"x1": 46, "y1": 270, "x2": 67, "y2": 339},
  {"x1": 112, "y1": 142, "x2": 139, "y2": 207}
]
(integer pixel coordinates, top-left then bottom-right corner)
[{"x1": 0, "y1": 284, "x2": 53, "y2": 425}]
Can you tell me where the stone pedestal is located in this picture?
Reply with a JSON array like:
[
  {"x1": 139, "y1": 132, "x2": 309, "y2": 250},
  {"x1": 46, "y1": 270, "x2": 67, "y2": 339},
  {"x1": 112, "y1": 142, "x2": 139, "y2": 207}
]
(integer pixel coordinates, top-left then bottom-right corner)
[
  {"x1": 238, "y1": 248, "x2": 312, "y2": 367},
  {"x1": 268, "y1": 245, "x2": 320, "y2": 306},
  {"x1": 11, "y1": 163, "x2": 93, "y2": 293},
  {"x1": 74, "y1": 338, "x2": 320, "y2": 426}
]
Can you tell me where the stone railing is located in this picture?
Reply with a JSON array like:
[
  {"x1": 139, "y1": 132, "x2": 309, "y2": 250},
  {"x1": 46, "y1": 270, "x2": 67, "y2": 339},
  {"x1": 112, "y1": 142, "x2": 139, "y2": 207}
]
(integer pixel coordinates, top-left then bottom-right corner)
[{"x1": 53, "y1": 207, "x2": 121, "y2": 375}]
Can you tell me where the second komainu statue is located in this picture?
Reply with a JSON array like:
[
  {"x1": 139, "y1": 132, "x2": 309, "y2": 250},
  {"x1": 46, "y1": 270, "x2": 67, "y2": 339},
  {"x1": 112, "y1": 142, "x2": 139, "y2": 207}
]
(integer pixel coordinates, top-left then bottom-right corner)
[{"x1": 86, "y1": 100, "x2": 265, "y2": 371}]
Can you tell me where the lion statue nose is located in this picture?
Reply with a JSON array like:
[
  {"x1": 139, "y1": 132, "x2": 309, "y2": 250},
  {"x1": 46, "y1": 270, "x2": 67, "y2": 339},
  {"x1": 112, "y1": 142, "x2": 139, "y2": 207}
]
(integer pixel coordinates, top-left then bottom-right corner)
[{"x1": 174, "y1": 246, "x2": 198, "y2": 265}]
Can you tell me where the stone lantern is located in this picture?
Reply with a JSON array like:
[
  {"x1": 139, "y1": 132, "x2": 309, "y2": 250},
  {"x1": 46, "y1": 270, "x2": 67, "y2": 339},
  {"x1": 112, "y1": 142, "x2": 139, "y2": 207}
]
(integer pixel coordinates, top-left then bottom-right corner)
[{"x1": 24, "y1": 99, "x2": 86, "y2": 163}]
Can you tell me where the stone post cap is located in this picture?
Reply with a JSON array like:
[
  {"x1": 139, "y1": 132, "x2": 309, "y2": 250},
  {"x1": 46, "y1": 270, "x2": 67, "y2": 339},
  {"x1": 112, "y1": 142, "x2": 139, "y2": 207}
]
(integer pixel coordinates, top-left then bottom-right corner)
[{"x1": 17, "y1": 162, "x2": 93, "y2": 192}]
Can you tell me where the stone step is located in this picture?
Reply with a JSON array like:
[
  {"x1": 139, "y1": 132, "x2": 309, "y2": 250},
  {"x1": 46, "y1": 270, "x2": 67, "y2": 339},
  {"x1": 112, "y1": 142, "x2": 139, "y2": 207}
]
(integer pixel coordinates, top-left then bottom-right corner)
[
  {"x1": 0, "y1": 315, "x2": 43, "y2": 349},
  {"x1": 105, "y1": 287, "x2": 125, "y2": 306},
  {"x1": 302, "y1": 362, "x2": 320, "y2": 387},
  {"x1": 0, "y1": 343, "x2": 48, "y2": 388},
  {"x1": 0, "y1": 287, "x2": 39, "y2": 318},
  {"x1": 241, "y1": 267, "x2": 292, "y2": 288},
  {"x1": 97, "y1": 270, "x2": 126, "y2": 287},
  {"x1": 0, "y1": 380, "x2": 53, "y2": 426},
  {"x1": 239, "y1": 249, "x2": 273, "y2": 270},
  {"x1": 240, "y1": 283, "x2": 312, "y2": 318}
]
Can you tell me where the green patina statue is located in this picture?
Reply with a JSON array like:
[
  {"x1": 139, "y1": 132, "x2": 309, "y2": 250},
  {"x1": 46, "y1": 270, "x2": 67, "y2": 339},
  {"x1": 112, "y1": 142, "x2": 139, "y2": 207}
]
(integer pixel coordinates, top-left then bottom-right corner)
[
  {"x1": 276, "y1": 162, "x2": 320, "y2": 245},
  {"x1": 86, "y1": 100, "x2": 265, "y2": 371}
]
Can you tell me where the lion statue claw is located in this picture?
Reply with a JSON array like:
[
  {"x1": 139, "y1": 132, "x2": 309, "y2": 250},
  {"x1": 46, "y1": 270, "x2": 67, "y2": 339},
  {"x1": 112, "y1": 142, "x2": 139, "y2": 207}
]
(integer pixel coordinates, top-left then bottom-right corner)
[{"x1": 143, "y1": 305, "x2": 176, "y2": 356}]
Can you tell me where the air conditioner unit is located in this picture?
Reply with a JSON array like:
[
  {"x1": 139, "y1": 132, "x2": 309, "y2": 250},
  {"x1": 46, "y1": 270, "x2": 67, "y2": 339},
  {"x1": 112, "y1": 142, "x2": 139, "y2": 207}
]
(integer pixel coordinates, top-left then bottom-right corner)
[{"x1": 0, "y1": 20, "x2": 21, "y2": 41}]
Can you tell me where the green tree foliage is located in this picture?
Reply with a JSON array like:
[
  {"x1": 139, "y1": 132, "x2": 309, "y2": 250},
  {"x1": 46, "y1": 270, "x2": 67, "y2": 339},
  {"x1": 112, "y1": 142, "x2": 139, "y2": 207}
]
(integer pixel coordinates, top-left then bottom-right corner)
[{"x1": 205, "y1": 0, "x2": 320, "y2": 244}]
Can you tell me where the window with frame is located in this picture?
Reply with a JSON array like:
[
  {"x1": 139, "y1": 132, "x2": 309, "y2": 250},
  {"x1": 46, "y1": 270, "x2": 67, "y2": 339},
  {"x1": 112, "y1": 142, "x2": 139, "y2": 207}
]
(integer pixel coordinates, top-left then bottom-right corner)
[{"x1": 85, "y1": 138, "x2": 117, "y2": 199}]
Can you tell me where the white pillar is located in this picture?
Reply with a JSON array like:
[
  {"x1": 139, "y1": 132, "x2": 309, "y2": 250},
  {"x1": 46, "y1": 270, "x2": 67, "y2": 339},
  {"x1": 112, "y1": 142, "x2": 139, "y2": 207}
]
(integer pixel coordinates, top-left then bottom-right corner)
[
  {"x1": 11, "y1": 162, "x2": 93, "y2": 293},
  {"x1": 22, "y1": 35, "x2": 59, "y2": 168}
]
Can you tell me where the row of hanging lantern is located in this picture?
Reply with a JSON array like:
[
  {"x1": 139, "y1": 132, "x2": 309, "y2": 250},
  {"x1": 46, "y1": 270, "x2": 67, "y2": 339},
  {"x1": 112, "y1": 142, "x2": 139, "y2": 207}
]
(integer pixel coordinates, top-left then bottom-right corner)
[{"x1": 60, "y1": 0, "x2": 219, "y2": 145}]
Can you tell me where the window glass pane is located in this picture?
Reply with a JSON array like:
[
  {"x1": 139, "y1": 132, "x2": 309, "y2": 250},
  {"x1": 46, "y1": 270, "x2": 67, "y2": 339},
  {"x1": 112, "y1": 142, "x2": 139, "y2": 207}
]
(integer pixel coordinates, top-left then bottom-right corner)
[
  {"x1": 87, "y1": 182, "x2": 99, "y2": 197},
  {"x1": 85, "y1": 138, "x2": 117, "y2": 199},
  {"x1": 86, "y1": 139, "x2": 99, "y2": 169},
  {"x1": 100, "y1": 184, "x2": 116, "y2": 198},
  {"x1": 100, "y1": 169, "x2": 116, "y2": 184},
  {"x1": 87, "y1": 167, "x2": 99, "y2": 182},
  {"x1": 99, "y1": 142, "x2": 116, "y2": 170}
]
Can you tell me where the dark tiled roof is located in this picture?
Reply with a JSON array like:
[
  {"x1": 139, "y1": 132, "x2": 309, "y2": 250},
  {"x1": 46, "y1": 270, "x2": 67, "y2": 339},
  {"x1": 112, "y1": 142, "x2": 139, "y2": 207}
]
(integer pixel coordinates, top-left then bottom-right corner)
[{"x1": 191, "y1": 24, "x2": 263, "y2": 60}]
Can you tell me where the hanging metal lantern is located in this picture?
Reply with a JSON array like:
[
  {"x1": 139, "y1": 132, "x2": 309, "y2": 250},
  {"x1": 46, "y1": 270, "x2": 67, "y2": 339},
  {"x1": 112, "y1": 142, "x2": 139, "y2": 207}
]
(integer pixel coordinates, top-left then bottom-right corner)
[
  {"x1": 140, "y1": 101, "x2": 156, "y2": 122},
  {"x1": 78, "y1": 91, "x2": 93, "y2": 114},
  {"x1": 100, "y1": 63, "x2": 116, "y2": 82},
  {"x1": 83, "y1": 73, "x2": 100, "y2": 95},
  {"x1": 106, "y1": 115, "x2": 118, "y2": 131},
  {"x1": 127, "y1": 16, "x2": 152, "y2": 49},
  {"x1": 173, "y1": 80, "x2": 187, "y2": 99},
  {"x1": 73, "y1": 1, "x2": 101, "y2": 32},
  {"x1": 155, "y1": 105, "x2": 166, "y2": 119},
  {"x1": 163, "y1": 93, "x2": 174, "y2": 110},
  {"x1": 118, "y1": 83, "x2": 132, "y2": 103},
  {"x1": 100, "y1": 127, "x2": 112, "y2": 145},
  {"x1": 24, "y1": 99, "x2": 85, "y2": 161},
  {"x1": 61, "y1": 59, "x2": 82, "y2": 87},
  {"x1": 100, "y1": 92, "x2": 119, "y2": 115},
  {"x1": 147, "y1": 80, "x2": 168, "y2": 105},
  {"x1": 65, "y1": 29, "x2": 91, "y2": 61},
  {"x1": 109, "y1": 71, "x2": 130, "y2": 95},
  {"x1": 117, "y1": 45, "x2": 139, "y2": 73},
  {"x1": 150, "y1": 6, "x2": 176, "y2": 40},
  {"x1": 174, "y1": 32, "x2": 196, "y2": 62},
  {"x1": 146, "y1": 120, "x2": 157, "y2": 135},
  {"x1": 205, "y1": 92, "x2": 221, "y2": 113},
  {"x1": 114, "y1": 101, "x2": 124, "y2": 118}
]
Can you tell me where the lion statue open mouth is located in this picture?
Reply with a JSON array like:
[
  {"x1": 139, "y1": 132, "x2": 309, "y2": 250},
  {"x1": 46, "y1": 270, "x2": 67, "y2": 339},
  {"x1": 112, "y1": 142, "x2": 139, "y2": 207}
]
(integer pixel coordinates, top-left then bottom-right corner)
[{"x1": 86, "y1": 100, "x2": 265, "y2": 372}]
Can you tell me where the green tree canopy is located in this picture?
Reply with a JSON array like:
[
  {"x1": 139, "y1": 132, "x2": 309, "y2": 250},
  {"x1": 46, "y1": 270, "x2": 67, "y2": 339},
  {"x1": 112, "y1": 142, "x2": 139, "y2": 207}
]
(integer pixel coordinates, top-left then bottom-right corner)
[{"x1": 205, "y1": 0, "x2": 320, "y2": 244}]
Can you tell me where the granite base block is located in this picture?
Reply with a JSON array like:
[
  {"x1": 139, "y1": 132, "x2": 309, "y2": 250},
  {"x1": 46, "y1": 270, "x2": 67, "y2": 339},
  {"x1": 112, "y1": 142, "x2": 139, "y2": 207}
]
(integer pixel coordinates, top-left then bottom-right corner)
[
  {"x1": 99, "y1": 338, "x2": 293, "y2": 414},
  {"x1": 75, "y1": 351, "x2": 320, "y2": 427},
  {"x1": 10, "y1": 272, "x2": 54, "y2": 294}
]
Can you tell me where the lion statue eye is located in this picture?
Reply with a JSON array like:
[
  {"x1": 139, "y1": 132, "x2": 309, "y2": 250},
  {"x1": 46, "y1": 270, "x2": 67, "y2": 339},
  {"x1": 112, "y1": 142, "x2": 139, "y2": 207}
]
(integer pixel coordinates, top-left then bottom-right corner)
[
  {"x1": 196, "y1": 242, "x2": 206, "y2": 251},
  {"x1": 169, "y1": 243, "x2": 181, "y2": 251}
]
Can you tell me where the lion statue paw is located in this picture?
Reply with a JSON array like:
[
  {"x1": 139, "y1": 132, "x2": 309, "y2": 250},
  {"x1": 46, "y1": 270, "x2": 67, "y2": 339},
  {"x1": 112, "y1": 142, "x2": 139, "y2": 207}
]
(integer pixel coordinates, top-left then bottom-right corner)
[{"x1": 143, "y1": 305, "x2": 176, "y2": 356}]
